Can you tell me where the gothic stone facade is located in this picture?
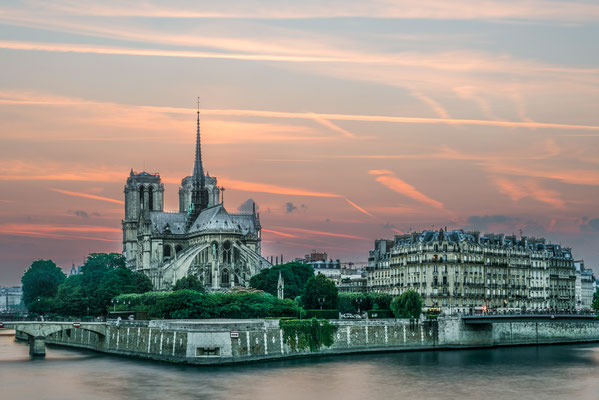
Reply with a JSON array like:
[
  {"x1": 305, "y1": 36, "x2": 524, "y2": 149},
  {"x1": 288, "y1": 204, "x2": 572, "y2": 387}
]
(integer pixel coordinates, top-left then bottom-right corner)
[
  {"x1": 122, "y1": 111, "x2": 270, "y2": 291},
  {"x1": 368, "y1": 230, "x2": 577, "y2": 312}
]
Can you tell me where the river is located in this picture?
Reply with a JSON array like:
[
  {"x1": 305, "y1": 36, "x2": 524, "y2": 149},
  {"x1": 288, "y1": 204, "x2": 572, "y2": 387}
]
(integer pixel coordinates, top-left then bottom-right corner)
[{"x1": 1, "y1": 329, "x2": 599, "y2": 400}]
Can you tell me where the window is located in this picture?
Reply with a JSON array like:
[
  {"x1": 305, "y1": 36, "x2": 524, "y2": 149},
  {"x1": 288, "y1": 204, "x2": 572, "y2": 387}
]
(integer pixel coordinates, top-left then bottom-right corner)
[
  {"x1": 196, "y1": 347, "x2": 221, "y2": 357},
  {"x1": 148, "y1": 187, "x2": 154, "y2": 211}
]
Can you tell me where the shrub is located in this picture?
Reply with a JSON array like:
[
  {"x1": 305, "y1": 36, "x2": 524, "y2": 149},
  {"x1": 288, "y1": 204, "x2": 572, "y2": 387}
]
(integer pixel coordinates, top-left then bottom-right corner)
[
  {"x1": 366, "y1": 309, "x2": 394, "y2": 319},
  {"x1": 303, "y1": 309, "x2": 339, "y2": 319},
  {"x1": 279, "y1": 318, "x2": 338, "y2": 352}
]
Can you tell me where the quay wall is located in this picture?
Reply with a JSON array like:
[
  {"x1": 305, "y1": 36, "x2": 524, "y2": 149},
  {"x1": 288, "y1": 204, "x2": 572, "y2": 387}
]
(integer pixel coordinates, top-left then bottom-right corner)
[{"x1": 38, "y1": 318, "x2": 599, "y2": 365}]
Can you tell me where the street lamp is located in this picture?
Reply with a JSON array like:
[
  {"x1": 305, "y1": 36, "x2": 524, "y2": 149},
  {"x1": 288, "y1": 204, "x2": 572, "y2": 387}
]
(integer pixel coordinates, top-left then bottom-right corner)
[
  {"x1": 318, "y1": 297, "x2": 326, "y2": 310},
  {"x1": 356, "y1": 298, "x2": 363, "y2": 316}
]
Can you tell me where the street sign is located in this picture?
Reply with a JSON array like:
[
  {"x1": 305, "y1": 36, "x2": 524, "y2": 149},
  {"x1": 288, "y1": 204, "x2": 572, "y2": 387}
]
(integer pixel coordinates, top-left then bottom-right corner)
[
  {"x1": 0, "y1": 322, "x2": 4, "y2": 328},
  {"x1": 230, "y1": 331, "x2": 239, "y2": 339},
  {"x1": 72, "y1": 322, "x2": 81, "y2": 328}
]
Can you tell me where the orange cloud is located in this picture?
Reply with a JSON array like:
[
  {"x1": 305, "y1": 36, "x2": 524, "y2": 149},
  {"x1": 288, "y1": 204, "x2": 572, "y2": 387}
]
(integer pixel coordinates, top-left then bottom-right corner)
[
  {"x1": 493, "y1": 178, "x2": 527, "y2": 202},
  {"x1": 16, "y1": 1, "x2": 599, "y2": 22},
  {"x1": 309, "y1": 115, "x2": 356, "y2": 138},
  {"x1": 369, "y1": 170, "x2": 444, "y2": 209},
  {"x1": 273, "y1": 227, "x2": 370, "y2": 240},
  {"x1": 0, "y1": 223, "x2": 121, "y2": 242},
  {"x1": 50, "y1": 188, "x2": 124, "y2": 204},
  {"x1": 3, "y1": 91, "x2": 599, "y2": 133},
  {"x1": 493, "y1": 177, "x2": 565, "y2": 208},
  {"x1": 344, "y1": 198, "x2": 374, "y2": 217},
  {"x1": 261, "y1": 229, "x2": 298, "y2": 238},
  {"x1": 218, "y1": 178, "x2": 341, "y2": 198},
  {"x1": 410, "y1": 91, "x2": 450, "y2": 118}
]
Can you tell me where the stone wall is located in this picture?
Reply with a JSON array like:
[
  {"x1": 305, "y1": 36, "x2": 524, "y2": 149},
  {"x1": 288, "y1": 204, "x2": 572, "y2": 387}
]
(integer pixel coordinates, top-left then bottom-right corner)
[{"x1": 42, "y1": 318, "x2": 599, "y2": 365}]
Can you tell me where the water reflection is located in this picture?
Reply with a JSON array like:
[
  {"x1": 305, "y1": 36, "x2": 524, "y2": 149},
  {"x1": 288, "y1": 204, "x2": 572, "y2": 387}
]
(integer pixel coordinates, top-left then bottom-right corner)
[{"x1": 1, "y1": 333, "x2": 598, "y2": 400}]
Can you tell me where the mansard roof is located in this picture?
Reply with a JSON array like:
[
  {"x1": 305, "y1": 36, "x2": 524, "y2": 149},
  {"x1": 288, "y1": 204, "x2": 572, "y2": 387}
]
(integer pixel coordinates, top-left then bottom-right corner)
[{"x1": 393, "y1": 229, "x2": 570, "y2": 255}]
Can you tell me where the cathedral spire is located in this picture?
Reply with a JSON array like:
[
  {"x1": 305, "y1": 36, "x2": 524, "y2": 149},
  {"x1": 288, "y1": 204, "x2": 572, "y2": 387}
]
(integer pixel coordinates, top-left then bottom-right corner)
[{"x1": 193, "y1": 97, "x2": 205, "y2": 188}]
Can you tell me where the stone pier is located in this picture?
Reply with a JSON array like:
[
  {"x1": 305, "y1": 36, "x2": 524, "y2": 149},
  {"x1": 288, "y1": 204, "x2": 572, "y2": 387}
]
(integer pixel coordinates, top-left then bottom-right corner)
[{"x1": 29, "y1": 336, "x2": 46, "y2": 356}]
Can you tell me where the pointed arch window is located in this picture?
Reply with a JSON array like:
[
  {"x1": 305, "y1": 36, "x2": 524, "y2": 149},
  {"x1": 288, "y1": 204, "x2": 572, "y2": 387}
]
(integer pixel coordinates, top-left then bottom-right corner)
[{"x1": 148, "y1": 187, "x2": 154, "y2": 211}]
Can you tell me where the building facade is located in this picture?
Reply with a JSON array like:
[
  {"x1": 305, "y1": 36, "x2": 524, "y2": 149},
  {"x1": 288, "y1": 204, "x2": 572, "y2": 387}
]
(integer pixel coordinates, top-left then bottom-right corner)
[
  {"x1": 0, "y1": 286, "x2": 23, "y2": 313},
  {"x1": 368, "y1": 229, "x2": 577, "y2": 313},
  {"x1": 575, "y1": 260, "x2": 595, "y2": 310},
  {"x1": 122, "y1": 109, "x2": 271, "y2": 291}
]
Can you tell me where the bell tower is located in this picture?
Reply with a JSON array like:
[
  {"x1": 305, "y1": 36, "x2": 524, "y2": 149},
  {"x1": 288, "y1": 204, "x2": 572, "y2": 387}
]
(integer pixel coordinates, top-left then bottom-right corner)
[{"x1": 122, "y1": 169, "x2": 164, "y2": 269}]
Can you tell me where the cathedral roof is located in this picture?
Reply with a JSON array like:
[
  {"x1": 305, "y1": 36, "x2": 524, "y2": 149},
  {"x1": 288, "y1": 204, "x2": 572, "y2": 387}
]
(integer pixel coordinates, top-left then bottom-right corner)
[
  {"x1": 229, "y1": 213, "x2": 258, "y2": 235},
  {"x1": 188, "y1": 204, "x2": 242, "y2": 234},
  {"x1": 150, "y1": 212, "x2": 187, "y2": 235}
]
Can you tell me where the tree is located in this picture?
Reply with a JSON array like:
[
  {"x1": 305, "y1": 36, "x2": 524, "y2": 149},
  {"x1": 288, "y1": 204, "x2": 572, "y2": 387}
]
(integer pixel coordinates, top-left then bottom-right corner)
[
  {"x1": 391, "y1": 290, "x2": 424, "y2": 319},
  {"x1": 53, "y1": 253, "x2": 152, "y2": 316},
  {"x1": 21, "y1": 259, "x2": 66, "y2": 312},
  {"x1": 592, "y1": 291, "x2": 599, "y2": 311},
  {"x1": 301, "y1": 274, "x2": 339, "y2": 309},
  {"x1": 173, "y1": 275, "x2": 205, "y2": 292},
  {"x1": 249, "y1": 262, "x2": 314, "y2": 299}
]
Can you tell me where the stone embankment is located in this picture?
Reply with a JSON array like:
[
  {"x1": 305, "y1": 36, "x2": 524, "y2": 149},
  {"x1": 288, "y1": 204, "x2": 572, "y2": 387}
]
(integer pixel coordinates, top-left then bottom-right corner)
[{"x1": 30, "y1": 317, "x2": 599, "y2": 365}]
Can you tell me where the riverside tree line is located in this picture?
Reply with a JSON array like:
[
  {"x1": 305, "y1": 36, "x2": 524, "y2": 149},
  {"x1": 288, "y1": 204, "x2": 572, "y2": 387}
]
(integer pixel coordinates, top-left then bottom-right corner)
[{"x1": 21, "y1": 254, "x2": 436, "y2": 320}]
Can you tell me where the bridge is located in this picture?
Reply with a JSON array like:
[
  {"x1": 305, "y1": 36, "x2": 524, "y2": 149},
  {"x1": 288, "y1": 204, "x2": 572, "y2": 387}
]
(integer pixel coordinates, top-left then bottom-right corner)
[
  {"x1": 462, "y1": 314, "x2": 597, "y2": 325},
  {"x1": 0, "y1": 321, "x2": 106, "y2": 356}
]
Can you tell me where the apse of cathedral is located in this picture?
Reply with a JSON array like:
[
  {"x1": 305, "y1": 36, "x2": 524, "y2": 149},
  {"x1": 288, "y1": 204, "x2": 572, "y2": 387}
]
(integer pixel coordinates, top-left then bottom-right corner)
[{"x1": 122, "y1": 105, "x2": 270, "y2": 291}]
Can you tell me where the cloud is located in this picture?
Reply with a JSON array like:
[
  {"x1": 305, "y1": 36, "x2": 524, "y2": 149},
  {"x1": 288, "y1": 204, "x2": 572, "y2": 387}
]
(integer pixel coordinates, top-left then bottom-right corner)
[
  {"x1": 285, "y1": 202, "x2": 297, "y2": 213},
  {"x1": 344, "y1": 198, "x2": 374, "y2": 217},
  {"x1": 0, "y1": 223, "x2": 121, "y2": 242},
  {"x1": 4, "y1": 91, "x2": 599, "y2": 136},
  {"x1": 410, "y1": 91, "x2": 450, "y2": 118},
  {"x1": 237, "y1": 198, "x2": 257, "y2": 213},
  {"x1": 50, "y1": 188, "x2": 124, "y2": 204},
  {"x1": 219, "y1": 177, "x2": 341, "y2": 198},
  {"x1": 492, "y1": 178, "x2": 565, "y2": 208},
  {"x1": 466, "y1": 215, "x2": 520, "y2": 230},
  {"x1": 16, "y1": 0, "x2": 599, "y2": 22},
  {"x1": 261, "y1": 228, "x2": 297, "y2": 238},
  {"x1": 369, "y1": 170, "x2": 444, "y2": 210},
  {"x1": 273, "y1": 226, "x2": 370, "y2": 240},
  {"x1": 69, "y1": 210, "x2": 89, "y2": 218},
  {"x1": 581, "y1": 218, "x2": 599, "y2": 232}
]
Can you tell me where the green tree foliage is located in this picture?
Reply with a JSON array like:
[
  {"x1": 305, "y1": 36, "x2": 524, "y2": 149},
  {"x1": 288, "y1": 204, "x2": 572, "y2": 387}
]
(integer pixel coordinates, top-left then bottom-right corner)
[
  {"x1": 21, "y1": 259, "x2": 66, "y2": 312},
  {"x1": 592, "y1": 291, "x2": 599, "y2": 311},
  {"x1": 114, "y1": 291, "x2": 300, "y2": 319},
  {"x1": 249, "y1": 262, "x2": 314, "y2": 299},
  {"x1": 337, "y1": 292, "x2": 393, "y2": 314},
  {"x1": 390, "y1": 290, "x2": 424, "y2": 319},
  {"x1": 279, "y1": 318, "x2": 338, "y2": 352},
  {"x1": 173, "y1": 275, "x2": 205, "y2": 292},
  {"x1": 301, "y1": 274, "x2": 339, "y2": 310},
  {"x1": 52, "y1": 253, "x2": 153, "y2": 316}
]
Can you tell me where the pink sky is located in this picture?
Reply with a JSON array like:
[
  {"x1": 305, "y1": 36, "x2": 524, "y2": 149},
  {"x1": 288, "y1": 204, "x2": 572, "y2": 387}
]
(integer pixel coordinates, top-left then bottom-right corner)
[{"x1": 0, "y1": 1, "x2": 598, "y2": 284}]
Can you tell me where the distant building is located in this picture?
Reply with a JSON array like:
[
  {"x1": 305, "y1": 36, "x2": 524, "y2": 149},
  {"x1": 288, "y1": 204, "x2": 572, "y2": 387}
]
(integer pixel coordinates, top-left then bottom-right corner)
[
  {"x1": 0, "y1": 286, "x2": 23, "y2": 313},
  {"x1": 299, "y1": 251, "x2": 341, "y2": 279},
  {"x1": 69, "y1": 264, "x2": 83, "y2": 276},
  {"x1": 368, "y1": 229, "x2": 578, "y2": 313},
  {"x1": 337, "y1": 275, "x2": 367, "y2": 293},
  {"x1": 575, "y1": 260, "x2": 595, "y2": 310}
]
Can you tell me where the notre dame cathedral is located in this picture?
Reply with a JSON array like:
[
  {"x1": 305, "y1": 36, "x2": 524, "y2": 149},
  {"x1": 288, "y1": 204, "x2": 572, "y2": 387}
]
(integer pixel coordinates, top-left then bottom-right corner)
[{"x1": 122, "y1": 106, "x2": 271, "y2": 291}]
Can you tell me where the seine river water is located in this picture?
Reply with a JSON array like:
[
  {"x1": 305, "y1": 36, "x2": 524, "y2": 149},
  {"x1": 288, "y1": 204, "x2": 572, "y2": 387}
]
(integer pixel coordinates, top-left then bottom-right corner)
[{"x1": 2, "y1": 330, "x2": 599, "y2": 400}]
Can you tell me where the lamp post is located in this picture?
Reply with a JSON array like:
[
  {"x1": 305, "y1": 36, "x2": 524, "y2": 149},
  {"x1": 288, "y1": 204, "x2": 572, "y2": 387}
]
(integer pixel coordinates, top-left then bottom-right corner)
[
  {"x1": 318, "y1": 297, "x2": 326, "y2": 310},
  {"x1": 356, "y1": 297, "x2": 363, "y2": 316}
]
